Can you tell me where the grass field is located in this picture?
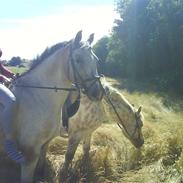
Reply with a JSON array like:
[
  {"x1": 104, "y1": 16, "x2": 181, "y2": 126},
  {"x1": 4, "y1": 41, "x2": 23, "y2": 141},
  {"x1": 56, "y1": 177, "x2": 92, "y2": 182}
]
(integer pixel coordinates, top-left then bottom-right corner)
[
  {"x1": 1, "y1": 67, "x2": 183, "y2": 182},
  {"x1": 7, "y1": 66, "x2": 27, "y2": 74},
  {"x1": 44, "y1": 78, "x2": 183, "y2": 183}
]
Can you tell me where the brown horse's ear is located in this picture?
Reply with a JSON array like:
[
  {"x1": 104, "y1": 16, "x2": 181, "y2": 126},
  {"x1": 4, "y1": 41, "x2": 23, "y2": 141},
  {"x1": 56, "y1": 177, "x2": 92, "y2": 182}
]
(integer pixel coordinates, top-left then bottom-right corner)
[
  {"x1": 137, "y1": 106, "x2": 142, "y2": 114},
  {"x1": 74, "y1": 30, "x2": 82, "y2": 48},
  {"x1": 87, "y1": 33, "x2": 94, "y2": 45}
]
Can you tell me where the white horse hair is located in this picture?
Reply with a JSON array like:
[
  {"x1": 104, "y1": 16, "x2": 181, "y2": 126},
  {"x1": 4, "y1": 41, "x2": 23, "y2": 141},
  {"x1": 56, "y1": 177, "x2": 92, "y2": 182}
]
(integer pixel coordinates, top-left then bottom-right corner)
[{"x1": 0, "y1": 31, "x2": 104, "y2": 183}]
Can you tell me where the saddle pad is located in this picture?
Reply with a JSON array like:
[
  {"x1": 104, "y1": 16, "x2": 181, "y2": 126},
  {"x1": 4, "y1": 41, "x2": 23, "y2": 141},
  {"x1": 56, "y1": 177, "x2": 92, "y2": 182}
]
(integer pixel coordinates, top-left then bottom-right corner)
[{"x1": 62, "y1": 93, "x2": 80, "y2": 130}]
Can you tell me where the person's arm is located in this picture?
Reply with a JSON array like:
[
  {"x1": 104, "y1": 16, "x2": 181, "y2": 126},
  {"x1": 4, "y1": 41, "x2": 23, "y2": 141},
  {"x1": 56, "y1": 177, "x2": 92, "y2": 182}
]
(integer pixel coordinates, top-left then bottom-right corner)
[
  {"x1": 0, "y1": 75, "x2": 11, "y2": 83},
  {"x1": 0, "y1": 64, "x2": 15, "y2": 79},
  {"x1": 0, "y1": 75, "x2": 5, "y2": 82}
]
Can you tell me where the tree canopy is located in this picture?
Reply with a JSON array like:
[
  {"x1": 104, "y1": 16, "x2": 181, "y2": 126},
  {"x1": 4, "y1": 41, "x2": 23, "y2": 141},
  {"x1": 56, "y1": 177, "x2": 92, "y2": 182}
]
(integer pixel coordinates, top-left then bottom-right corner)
[{"x1": 94, "y1": 0, "x2": 183, "y2": 93}]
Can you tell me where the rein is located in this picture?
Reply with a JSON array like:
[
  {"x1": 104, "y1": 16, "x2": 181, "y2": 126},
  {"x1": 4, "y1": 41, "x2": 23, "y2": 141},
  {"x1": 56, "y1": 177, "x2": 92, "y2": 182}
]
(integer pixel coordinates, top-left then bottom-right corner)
[
  {"x1": 14, "y1": 42, "x2": 104, "y2": 98},
  {"x1": 14, "y1": 43, "x2": 99, "y2": 93},
  {"x1": 14, "y1": 84, "x2": 77, "y2": 92},
  {"x1": 104, "y1": 92, "x2": 138, "y2": 139}
]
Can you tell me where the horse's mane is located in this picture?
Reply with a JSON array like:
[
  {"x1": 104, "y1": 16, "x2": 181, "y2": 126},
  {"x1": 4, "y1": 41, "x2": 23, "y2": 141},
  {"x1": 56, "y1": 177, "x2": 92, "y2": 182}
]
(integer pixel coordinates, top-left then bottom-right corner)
[
  {"x1": 17, "y1": 39, "x2": 89, "y2": 80},
  {"x1": 20, "y1": 41, "x2": 69, "y2": 77},
  {"x1": 30, "y1": 40, "x2": 88, "y2": 71},
  {"x1": 31, "y1": 41, "x2": 68, "y2": 69},
  {"x1": 102, "y1": 81, "x2": 134, "y2": 111}
]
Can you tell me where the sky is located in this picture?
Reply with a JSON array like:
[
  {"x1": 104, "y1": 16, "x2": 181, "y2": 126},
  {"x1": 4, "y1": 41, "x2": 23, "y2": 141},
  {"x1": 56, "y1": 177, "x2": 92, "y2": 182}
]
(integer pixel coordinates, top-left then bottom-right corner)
[{"x1": 0, "y1": 0, "x2": 119, "y2": 60}]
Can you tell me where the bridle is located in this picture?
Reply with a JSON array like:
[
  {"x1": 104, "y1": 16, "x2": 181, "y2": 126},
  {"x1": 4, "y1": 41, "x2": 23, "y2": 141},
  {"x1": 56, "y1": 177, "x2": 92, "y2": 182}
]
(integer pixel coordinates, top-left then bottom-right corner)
[{"x1": 69, "y1": 44, "x2": 105, "y2": 99}]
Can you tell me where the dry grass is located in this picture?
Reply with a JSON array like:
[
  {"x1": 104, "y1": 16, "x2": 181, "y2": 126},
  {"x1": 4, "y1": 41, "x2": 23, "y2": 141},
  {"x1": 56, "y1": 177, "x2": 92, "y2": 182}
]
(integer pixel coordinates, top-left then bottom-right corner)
[
  {"x1": 45, "y1": 78, "x2": 183, "y2": 183},
  {"x1": 1, "y1": 77, "x2": 183, "y2": 183}
]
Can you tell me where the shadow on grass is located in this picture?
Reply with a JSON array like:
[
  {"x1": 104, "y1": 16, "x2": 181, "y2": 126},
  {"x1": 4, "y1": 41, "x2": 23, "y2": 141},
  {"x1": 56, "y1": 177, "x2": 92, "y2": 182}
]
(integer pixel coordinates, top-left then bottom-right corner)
[
  {"x1": 109, "y1": 78, "x2": 166, "y2": 93},
  {"x1": 108, "y1": 77, "x2": 183, "y2": 112}
]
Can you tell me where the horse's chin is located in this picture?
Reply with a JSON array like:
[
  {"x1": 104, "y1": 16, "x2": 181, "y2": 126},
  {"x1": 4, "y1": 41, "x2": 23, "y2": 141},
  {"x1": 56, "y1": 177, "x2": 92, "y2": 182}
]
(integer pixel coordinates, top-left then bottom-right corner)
[{"x1": 122, "y1": 130, "x2": 144, "y2": 148}]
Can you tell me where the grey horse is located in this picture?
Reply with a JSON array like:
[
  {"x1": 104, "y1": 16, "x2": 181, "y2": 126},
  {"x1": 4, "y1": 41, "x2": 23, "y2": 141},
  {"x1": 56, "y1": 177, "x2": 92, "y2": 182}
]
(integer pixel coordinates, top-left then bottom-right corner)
[
  {"x1": 0, "y1": 31, "x2": 104, "y2": 183},
  {"x1": 60, "y1": 84, "x2": 144, "y2": 181}
]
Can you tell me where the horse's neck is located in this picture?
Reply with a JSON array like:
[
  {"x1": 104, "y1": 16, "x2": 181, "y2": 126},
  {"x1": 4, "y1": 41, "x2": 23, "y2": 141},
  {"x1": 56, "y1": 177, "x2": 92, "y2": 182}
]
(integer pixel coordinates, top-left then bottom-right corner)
[
  {"x1": 15, "y1": 46, "x2": 72, "y2": 108},
  {"x1": 80, "y1": 94, "x2": 104, "y2": 118},
  {"x1": 20, "y1": 46, "x2": 70, "y2": 86},
  {"x1": 106, "y1": 87, "x2": 134, "y2": 121}
]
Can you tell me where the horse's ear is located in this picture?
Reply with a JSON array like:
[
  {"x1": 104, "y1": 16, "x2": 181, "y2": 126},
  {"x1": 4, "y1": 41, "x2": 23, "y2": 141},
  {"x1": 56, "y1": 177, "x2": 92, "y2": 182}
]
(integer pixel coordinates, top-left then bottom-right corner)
[
  {"x1": 74, "y1": 30, "x2": 82, "y2": 48},
  {"x1": 137, "y1": 106, "x2": 142, "y2": 114},
  {"x1": 87, "y1": 33, "x2": 94, "y2": 45}
]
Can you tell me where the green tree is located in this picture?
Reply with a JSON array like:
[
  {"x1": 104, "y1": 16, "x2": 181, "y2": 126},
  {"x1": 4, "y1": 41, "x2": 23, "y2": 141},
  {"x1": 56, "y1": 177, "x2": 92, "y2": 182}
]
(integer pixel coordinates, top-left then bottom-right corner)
[
  {"x1": 93, "y1": 0, "x2": 183, "y2": 93},
  {"x1": 93, "y1": 36, "x2": 109, "y2": 74},
  {"x1": 8, "y1": 56, "x2": 22, "y2": 66},
  {"x1": 106, "y1": 0, "x2": 183, "y2": 92}
]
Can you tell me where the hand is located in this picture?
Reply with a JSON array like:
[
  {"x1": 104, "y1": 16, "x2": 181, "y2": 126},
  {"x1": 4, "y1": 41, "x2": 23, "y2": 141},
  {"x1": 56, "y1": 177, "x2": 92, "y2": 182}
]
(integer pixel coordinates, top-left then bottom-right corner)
[
  {"x1": 4, "y1": 78, "x2": 12, "y2": 87},
  {"x1": 12, "y1": 74, "x2": 17, "y2": 80},
  {"x1": 15, "y1": 73, "x2": 20, "y2": 78}
]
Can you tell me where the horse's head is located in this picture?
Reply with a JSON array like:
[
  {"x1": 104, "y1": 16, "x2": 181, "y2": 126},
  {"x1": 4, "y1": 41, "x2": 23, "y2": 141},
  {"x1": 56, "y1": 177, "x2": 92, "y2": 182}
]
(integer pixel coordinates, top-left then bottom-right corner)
[
  {"x1": 120, "y1": 106, "x2": 144, "y2": 148},
  {"x1": 104, "y1": 86, "x2": 144, "y2": 148},
  {"x1": 68, "y1": 31, "x2": 104, "y2": 101}
]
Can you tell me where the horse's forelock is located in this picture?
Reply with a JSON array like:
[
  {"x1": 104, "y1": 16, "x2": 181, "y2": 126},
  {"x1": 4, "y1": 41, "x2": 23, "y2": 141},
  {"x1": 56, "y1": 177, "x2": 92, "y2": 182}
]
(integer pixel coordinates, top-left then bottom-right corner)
[{"x1": 81, "y1": 42, "x2": 91, "y2": 49}]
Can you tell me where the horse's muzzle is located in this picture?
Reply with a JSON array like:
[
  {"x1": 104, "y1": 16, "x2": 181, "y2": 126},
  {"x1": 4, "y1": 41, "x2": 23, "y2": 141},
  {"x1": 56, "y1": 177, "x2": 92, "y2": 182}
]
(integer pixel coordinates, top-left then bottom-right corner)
[
  {"x1": 86, "y1": 81, "x2": 104, "y2": 101},
  {"x1": 132, "y1": 138, "x2": 144, "y2": 148}
]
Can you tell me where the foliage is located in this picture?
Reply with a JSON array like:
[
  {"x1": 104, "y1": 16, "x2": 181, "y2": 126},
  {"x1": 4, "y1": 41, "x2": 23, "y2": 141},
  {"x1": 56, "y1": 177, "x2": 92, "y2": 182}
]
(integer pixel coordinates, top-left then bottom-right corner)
[
  {"x1": 93, "y1": 36, "x2": 110, "y2": 74},
  {"x1": 8, "y1": 56, "x2": 22, "y2": 66},
  {"x1": 7, "y1": 66, "x2": 27, "y2": 74},
  {"x1": 94, "y1": 0, "x2": 183, "y2": 93}
]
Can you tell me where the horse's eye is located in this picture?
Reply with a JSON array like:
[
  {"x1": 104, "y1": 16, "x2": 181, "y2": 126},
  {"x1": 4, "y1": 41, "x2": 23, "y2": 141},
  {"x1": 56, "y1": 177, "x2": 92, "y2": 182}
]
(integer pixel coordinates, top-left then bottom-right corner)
[
  {"x1": 76, "y1": 59, "x2": 83, "y2": 64},
  {"x1": 76, "y1": 59, "x2": 81, "y2": 64}
]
